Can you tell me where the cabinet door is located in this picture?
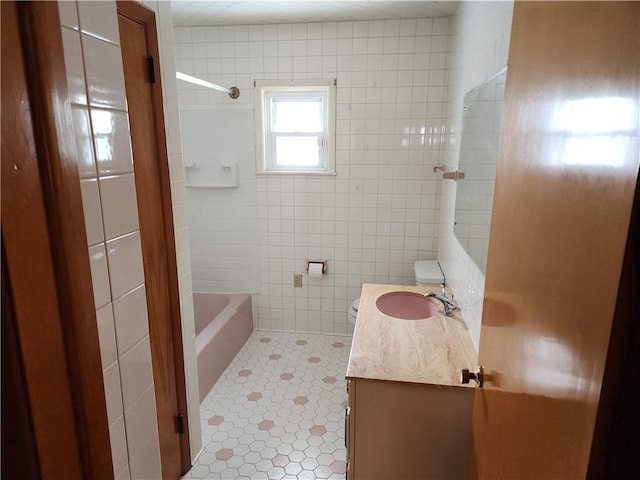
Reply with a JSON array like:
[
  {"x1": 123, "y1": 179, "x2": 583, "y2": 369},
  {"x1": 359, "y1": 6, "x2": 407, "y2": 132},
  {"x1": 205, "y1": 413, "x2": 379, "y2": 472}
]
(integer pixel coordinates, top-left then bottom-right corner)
[{"x1": 350, "y1": 379, "x2": 473, "y2": 479}]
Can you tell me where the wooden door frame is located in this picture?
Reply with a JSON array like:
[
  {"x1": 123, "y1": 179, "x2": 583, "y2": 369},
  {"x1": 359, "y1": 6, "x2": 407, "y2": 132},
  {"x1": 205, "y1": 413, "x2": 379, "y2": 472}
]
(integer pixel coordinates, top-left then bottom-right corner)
[
  {"x1": 116, "y1": 1, "x2": 192, "y2": 474},
  {"x1": 1, "y1": 1, "x2": 113, "y2": 478},
  {"x1": 589, "y1": 171, "x2": 640, "y2": 478}
]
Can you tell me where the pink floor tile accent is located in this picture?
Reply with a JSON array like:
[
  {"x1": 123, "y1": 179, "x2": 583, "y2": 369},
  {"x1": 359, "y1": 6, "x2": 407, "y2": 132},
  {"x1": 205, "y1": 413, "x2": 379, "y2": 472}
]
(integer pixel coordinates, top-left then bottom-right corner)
[
  {"x1": 309, "y1": 425, "x2": 327, "y2": 436},
  {"x1": 260, "y1": 337, "x2": 272, "y2": 343},
  {"x1": 208, "y1": 415, "x2": 224, "y2": 426},
  {"x1": 332, "y1": 342, "x2": 344, "y2": 348},
  {"x1": 269, "y1": 353, "x2": 282, "y2": 360},
  {"x1": 293, "y1": 396, "x2": 309, "y2": 405},
  {"x1": 296, "y1": 339, "x2": 307, "y2": 345},
  {"x1": 323, "y1": 376, "x2": 337, "y2": 384},
  {"x1": 272, "y1": 454, "x2": 289, "y2": 467},
  {"x1": 215, "y1": 448, "x2": 234, "y2": 461},
  {"x1": 331, "y1": 460, "x2": 347, "y2": 474},
  {"x1": 308, "y1": 356, "x2": 321, "y2": 363},
  {"x1": 247, "y1": 392, "x2": 262, "y2": 401},
  {"x1": 238, "y1": 369, "x2": 252, "y2": 377},
  {"x1": 280, "y1": 372, "x2": 294, "y2": 380},
  {"x1": 258, "y1": 419, "x2": 275, "y2": 431}
]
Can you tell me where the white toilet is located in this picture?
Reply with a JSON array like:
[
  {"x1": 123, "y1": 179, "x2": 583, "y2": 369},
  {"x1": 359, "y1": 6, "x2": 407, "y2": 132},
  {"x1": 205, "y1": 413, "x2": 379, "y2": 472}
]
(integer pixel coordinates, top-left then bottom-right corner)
[{"x1": 348, "y1": 260, "x2": 445, "y2": 324}]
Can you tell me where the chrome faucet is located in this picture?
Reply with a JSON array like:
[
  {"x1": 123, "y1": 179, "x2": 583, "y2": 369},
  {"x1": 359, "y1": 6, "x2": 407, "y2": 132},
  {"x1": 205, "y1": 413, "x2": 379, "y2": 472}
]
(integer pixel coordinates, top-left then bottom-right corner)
[{"x1": 424, "y1": 285, "x2": 457, "y2": 317}]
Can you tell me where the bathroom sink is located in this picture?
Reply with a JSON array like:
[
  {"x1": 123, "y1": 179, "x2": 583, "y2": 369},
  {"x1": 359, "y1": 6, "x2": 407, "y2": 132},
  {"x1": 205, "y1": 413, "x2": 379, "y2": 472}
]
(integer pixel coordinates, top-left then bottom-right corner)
[{"x1": 375, "y1": 292, "x2": 438, "y2": 320}]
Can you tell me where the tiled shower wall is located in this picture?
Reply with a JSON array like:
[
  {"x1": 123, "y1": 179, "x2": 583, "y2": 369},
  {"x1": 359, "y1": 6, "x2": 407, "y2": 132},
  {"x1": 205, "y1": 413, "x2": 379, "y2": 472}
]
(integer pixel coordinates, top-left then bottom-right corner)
[
  {"x1": 438, "y1": 1, "x2": 514, "y2": 349},
  {"x1": 59, "y1": 1, "x2": 202, "y2": 476},
  {"x1": 174, "y1": 18, "x2": 452, "y2": 334}
]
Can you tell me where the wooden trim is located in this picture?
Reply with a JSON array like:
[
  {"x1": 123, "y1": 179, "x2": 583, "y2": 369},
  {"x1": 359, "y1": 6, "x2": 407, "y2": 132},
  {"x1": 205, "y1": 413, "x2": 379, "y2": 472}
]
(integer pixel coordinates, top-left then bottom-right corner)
[
  {"x1": 1, "y1": 1, "x2": 113, "y2": 478},
  {"x1": 2, "y1": 242, "x2": 42, "y2": 479},
  {"x1": 117, "y1": 1, "x2": 192, "y2": 473}
]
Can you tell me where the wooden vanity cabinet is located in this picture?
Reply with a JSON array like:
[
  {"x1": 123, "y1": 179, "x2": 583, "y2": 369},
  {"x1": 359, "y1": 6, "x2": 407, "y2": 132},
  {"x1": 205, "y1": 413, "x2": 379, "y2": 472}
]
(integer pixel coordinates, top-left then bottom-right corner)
[{"x1": 346, "y1": 377, "x2": 473, "y2": 480}]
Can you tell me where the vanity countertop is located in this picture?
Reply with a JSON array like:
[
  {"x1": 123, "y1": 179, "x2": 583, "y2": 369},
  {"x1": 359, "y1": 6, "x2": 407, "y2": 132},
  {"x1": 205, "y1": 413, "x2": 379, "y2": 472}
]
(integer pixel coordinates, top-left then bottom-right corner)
[{"x1": 346, "y1": 283, "x2": 478, "y2": 386}]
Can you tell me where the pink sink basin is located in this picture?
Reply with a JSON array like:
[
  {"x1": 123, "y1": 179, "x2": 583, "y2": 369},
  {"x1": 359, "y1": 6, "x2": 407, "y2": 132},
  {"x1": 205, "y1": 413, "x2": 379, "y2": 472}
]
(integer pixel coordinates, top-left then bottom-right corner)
[{"x1": 375, "y1": 291, "x2": 438, "y2": 320}]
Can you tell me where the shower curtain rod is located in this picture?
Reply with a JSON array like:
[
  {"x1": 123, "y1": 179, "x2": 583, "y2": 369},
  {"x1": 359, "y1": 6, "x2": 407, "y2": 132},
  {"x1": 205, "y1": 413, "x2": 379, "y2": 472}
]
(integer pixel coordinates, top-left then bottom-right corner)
[{"x1": 176, "y1": 71, "x2": 240, "y2": 99}]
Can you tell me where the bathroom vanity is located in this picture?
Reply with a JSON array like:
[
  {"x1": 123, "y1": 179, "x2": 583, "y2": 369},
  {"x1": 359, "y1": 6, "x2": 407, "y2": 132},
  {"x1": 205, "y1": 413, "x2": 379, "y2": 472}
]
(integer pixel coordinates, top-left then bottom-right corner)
[{"x1": 345, "y1": 284, "x2": 478, "y2": 479}]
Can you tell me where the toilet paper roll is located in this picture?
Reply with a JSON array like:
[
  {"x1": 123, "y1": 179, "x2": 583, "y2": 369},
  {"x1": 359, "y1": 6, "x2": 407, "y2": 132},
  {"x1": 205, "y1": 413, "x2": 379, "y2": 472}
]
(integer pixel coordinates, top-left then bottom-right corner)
[{"x1": 308, "y1": 262, "x2": 324, "y2": 279}]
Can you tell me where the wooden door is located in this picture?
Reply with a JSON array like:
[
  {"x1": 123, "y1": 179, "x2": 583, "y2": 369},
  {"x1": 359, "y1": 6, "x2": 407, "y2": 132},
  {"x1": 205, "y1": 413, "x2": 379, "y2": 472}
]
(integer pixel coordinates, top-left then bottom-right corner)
[
  {"x1": 1, "y1": 1, "x2": 113, "y2": 478},
  {"x1": 470, "y1": 2, "x2": 640, "y2": 478},
  {"x1": 117, "y1": 2, "x2": 191, "y2": 477}
]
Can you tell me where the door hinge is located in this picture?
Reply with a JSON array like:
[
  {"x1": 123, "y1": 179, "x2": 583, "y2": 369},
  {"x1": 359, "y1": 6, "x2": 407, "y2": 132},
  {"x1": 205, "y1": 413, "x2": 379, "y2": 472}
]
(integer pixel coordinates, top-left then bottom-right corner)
[
  {"x1": 147, "y1": 55, "x2": 156, "y2": 84},
  {"x1": 177, "y1": 413, "x2": 184, "y2": 434}
]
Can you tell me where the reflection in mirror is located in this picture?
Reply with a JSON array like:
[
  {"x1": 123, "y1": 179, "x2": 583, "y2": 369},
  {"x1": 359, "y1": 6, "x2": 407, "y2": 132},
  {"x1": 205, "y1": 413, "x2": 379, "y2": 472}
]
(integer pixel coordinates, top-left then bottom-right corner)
[{"x1": 454, "y1": 69, "x2": 507, "y2": 273}]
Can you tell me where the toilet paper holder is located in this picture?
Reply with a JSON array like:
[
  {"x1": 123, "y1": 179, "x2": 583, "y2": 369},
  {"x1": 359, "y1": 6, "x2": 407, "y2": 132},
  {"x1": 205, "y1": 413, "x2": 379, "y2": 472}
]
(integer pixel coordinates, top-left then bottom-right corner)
[{"x1": 307, "y1": 260, "x2": 327, "y2": 275}]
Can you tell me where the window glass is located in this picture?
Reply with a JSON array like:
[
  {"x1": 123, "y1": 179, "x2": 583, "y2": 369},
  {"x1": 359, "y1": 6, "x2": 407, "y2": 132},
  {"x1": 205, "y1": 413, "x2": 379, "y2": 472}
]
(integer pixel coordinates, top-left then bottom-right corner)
[{"x1": 274, "y1": 136, "x2": 320, "y2": 167}]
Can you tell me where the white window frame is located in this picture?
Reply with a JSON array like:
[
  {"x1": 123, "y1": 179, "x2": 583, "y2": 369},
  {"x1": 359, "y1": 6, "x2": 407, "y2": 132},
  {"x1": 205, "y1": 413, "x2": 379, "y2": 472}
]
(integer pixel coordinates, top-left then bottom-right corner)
[{"x1": 255, "y1": 79, "x2": 336, "y2": 175}]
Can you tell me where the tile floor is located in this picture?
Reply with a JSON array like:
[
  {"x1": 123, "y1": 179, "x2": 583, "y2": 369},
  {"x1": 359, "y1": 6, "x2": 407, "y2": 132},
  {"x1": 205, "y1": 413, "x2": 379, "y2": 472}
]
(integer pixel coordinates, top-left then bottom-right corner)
[{"x1": 182, "y1": 331, "x2": 352, "y2": 480}]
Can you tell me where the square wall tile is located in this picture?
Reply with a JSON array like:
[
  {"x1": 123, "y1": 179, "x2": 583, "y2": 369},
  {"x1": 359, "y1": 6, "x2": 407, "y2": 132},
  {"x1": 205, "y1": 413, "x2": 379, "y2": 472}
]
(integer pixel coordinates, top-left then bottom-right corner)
[
  {"x1": 115, "y1": 466, "x2": 131, "y2": 480},
  {"x1": 91, "y1": 109, "x2": 134, "y2": 176},
  {"x1": 119, "y1": 336, "x2": 154, "y2": 410},
  {"x1": 88, "y1": 243, "x2": 111, "y2": 308},
  {"x1": 103, "y1": 360, "x2": 123, "y2": 426},
  {"x1": 80, "y1": 178, "x2": 104, "y2": 246},
  {"x1": 77, "y1": 0, "x2": 120, "y2": 44},
  {"x1": 124, "y1": 385, "x2": 159, "y2": 459},
  {"x1": 99, "y1": 174, "x2": 140, "y2": 240},
  {"x1": 112, "y1": 285, "x2": 149, "y2": 356},
  {"x1": 129, "y1": 433, "x2": 162, "y2": 480},
  {"x1": 72, "y1": 107, "x2": 97, "y2": 177},
  {"x1": 96, "y1": 303, "x2": 117, "y2": 368},
  {"x1": 106, "y1": 231, "x2": 144, "y2": 300},
  {"x1": 82, "y1": 34, "x2": 127, "y2": 109},
  {"x1": 58, "y1": 1, "x2": 79, "y2": 30},
  {"x1": 109, "y1": 415, "x2": 129, "y2": 476},
  {"x1": 61, "y1": 28, "x2": 87, "y2": 105}
]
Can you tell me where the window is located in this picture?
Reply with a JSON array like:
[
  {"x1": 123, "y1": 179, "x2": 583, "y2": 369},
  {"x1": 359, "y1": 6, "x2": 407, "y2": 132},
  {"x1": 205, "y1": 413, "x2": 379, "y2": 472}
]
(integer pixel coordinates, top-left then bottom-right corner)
[{"x1": 255, "y1": 80, "x2": 336, "y2": 174}]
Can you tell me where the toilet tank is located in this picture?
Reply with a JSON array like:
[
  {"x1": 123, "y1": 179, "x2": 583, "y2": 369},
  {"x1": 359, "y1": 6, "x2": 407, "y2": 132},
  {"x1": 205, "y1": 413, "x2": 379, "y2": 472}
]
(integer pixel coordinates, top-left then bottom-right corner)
[{"x1": 414, "y1": 260, "x2": 444, "y2": 285}]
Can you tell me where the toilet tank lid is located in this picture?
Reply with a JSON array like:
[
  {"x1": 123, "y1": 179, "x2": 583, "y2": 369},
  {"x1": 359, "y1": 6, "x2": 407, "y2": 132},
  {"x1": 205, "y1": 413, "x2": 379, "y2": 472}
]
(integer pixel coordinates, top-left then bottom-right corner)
[{"x1": 414, "y1": 260, "x2": 444, "y2": 284}]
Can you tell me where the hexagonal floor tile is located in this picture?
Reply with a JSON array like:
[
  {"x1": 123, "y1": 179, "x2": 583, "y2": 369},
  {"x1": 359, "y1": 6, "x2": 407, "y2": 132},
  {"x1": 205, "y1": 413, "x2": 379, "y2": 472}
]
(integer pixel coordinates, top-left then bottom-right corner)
[
  {"x1": 258, "y1": 419, "x2": 275, "y2": 431},
  {"x1": 208, "y1": 415, "x2": 225, "y2": 426},
  {"x1": 310, "y1": 424, "x2": 327, "y2": 436},
  {"x1": 247, "y1": 392, "x2": 262, "y2": 401},
  {"x1": 272, "y1": 454, "x2": 289, "y2": 467},
  {"x1": 330, "y1": 460, "x2": 347, "y2": 473},
  {"x1": 215, "y1": 447, "x2": 234, "y2": 461}
]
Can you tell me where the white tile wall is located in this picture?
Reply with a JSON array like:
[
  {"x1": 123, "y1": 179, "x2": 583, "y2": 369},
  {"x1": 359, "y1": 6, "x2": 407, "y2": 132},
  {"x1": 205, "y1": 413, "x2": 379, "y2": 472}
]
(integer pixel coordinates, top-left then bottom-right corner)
[
  {"x1": 438, "y1": 1, "x2": 514, "y2": 350},
  {"x1": 60, "y1": 0, "x2": 202, "y2": 475},
  {"x1": 175, "y1": 17, "x2": 452, "y2": 335}
]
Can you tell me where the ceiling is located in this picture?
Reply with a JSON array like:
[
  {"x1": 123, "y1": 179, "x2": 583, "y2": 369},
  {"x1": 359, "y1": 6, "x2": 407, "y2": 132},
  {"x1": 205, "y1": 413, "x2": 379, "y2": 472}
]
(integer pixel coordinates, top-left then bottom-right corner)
[{"x1": 171, "y1": 1, "x2": 459, "y2": 27}]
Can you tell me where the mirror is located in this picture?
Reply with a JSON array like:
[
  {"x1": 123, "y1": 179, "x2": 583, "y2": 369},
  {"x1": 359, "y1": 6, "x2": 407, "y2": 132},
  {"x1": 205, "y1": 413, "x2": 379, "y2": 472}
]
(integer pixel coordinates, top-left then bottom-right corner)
[{"x1": 454, "y1": 69, "x2": 507, "y2": 274}]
